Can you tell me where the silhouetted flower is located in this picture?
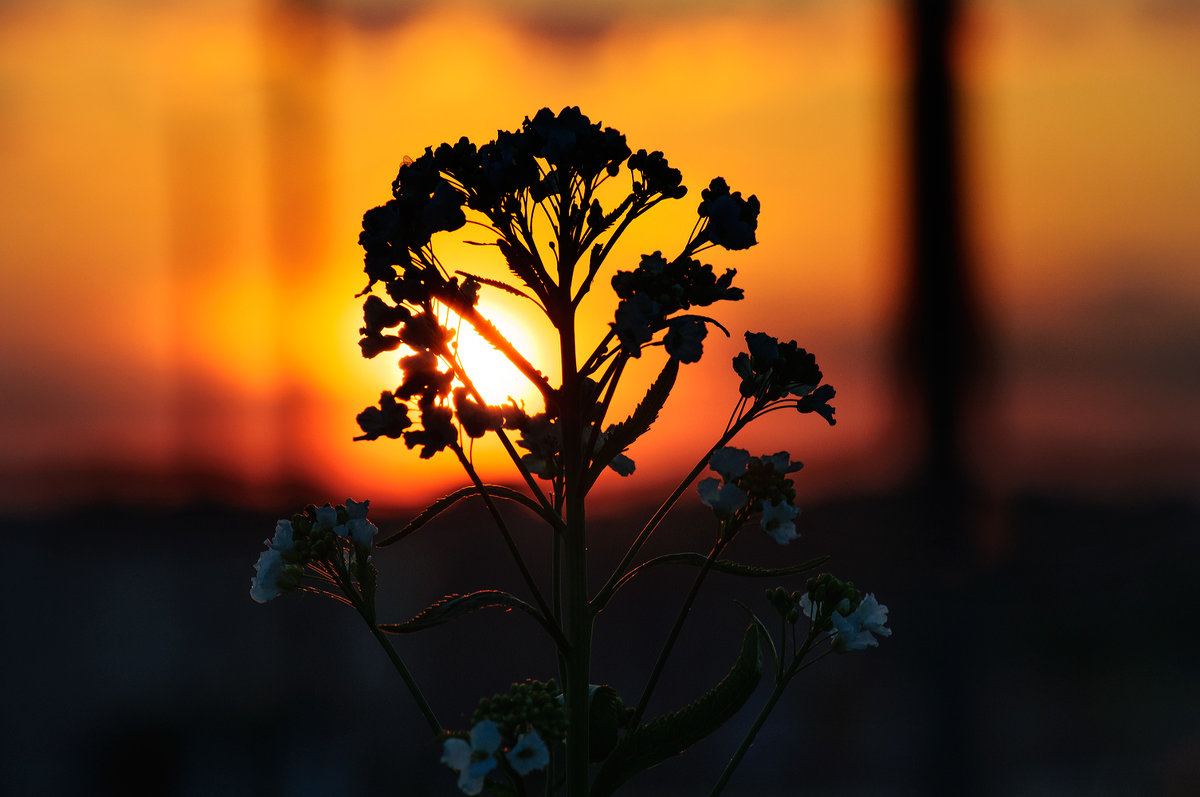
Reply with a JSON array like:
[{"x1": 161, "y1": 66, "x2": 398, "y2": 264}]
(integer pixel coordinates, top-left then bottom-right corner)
[
  {"x1": 396, "y1": 351, "x2": 454, "y2": 405},
  {"x1": 355, "y1": 392, "x2": 412, "y2": 441},
  {"x1": 610, "y1": 251, "x2": 741, "y2": 357},
  {"x1": 404, "y1": 405, "x2": 457, "y2": 459},
  {"x1": 697, "y1": 177, "x2": 759, "y2": 250},
  {"x1": 628, "y1": 148, "x2": 687, "y2": 200},
  {"x1": 732, "y1": 332, "x2": 836, "y2": 423},
  {"x1": 664, "y1": 317, "x2": 708, "y2": 363}
]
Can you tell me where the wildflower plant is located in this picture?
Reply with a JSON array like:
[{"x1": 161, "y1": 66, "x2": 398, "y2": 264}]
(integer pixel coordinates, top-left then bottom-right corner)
[{"x1": 250, "y1": 107, "x2": 889, "y2": 796}]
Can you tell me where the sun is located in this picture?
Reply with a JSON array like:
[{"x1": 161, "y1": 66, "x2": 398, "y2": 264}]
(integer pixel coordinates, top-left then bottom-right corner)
[{"x1": 449, "y1": 302, "x2": 547, "y2": 409}]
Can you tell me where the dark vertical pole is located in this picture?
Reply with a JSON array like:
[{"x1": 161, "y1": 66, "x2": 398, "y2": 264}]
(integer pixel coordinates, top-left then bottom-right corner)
[
  {"x1": 899, "y1": 2, "x2": 986, "y2": 794},
  {"x1": 901, "y1": 0, "x2": 986, "y2": 496}
]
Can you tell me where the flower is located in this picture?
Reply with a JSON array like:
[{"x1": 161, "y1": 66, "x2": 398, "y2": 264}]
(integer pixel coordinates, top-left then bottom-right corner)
[
  {"x1": 442, "y1": 720, "x2": 502, "y2": 795},
  {"x1": 830, "y1": 594, "x2": 891, "y2": 651},
  {"x1": 506, "y1": 730, "x2": 550, "y2": 775},
  {"x1": 312, "y1": 505, "x2": 338, "y2": 533},
  {"x1": 698, "y1": 477, "x2": 748, "y2": 516},
  {"x1": 697, "y1": 177, "x2": 759, "y2": 250},
  {"x1": 761, "y1": 499, "x2": 800, "y2": 545},
  {"x1": 709, "y1": 447, "x2": 750, "y2": 480},
  {"x1": 250, "y1": 520, "x2": 297, "y2": 604},
  {"x1": 354, "y1": 391, "x2": 412, "y2": 441},
  {"x1": 337, "y1": 498, "x2": 378, "y2": 549}
]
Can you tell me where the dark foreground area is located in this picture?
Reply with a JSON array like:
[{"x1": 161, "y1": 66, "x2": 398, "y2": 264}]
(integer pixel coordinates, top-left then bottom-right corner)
[{"x1": 4, "y1": 489, "x2": 1198, "y2": 796}]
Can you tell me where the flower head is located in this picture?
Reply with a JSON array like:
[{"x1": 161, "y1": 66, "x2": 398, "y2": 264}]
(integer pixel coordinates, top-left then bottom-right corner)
[
  {"x1": 830, "y1": 594, "x2": 891, "y2": 652},
  {"x1": 442, "y1": 720, "x2": 502, "y2": 795},
  {"x1": 506, "y1": 730, "x2": 550, "y2": 775},
  {"x1": 697, "y1": 177, "x2": 759, "y2": 250},
  {"x1": 761, "y1": 499, "x2": 800, "y2": 545},
  {"x1": 335, "y1": 498, "x2": 378, "y2": 549},
  {"x1": 698, "y1": 448, "x2": 803, "y2": 542},
  {"x1": 249, "y1": 520, "x2": 300, "y2": 603}
]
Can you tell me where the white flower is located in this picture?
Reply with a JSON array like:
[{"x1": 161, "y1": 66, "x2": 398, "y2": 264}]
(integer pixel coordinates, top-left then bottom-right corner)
[
  {"x1": 442, "y1": 720, "x2": 501, "y2": 795},
  {"x1": 506, "y1": 730, "x2": 550, "y2": 775},
  {"x1": 709, "y1": 446, "x2": 750, "y2": 480},
  {"x1": 830, "y1": 594, "x2": 891, "y2": 651},
  {"x1": 250, "y1": 519, "x2": 295, "y2": 604},
  {"x1": 313, "y1": 504, "x2": 338, "y2": 531},
  {"x1": 698, "y1": 477, "x2": 748, "y2": 516},
  {"x1": 762, "y1": 451, "x2": 802, "y2": 474},
  {"x1": 336, "y1": 499, "x2": 377, "y2": 548},
  {"x1": 345, "y1": 517, "x2": 378, "y2": 548},
  {"x1": 760, "y1": 499, "x2": 800, "y2": 544}
]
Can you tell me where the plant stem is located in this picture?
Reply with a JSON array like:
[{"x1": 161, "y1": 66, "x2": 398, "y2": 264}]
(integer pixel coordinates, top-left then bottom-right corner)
[
  {"x1": 627, "y1": 541, "x2": 724, "y2": 731},
  {"x1": 367, "y1": 621, "x2": 443, "y2": 736},
  {"x1": 708, "y1": 678, "x2": 786, "y2": 797},
  {"x1": 592, "y1": 417, "x2": 747, "y2": 613},
  {"x1": 451, "y1": 443, "x2": 568, "y2": 653},
  {"x1": 558, "y1": 279, "x2": 592, "y2": 797}
]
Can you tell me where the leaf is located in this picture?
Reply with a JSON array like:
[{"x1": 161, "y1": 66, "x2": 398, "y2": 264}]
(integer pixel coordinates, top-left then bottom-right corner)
[
  {"x1": 590, "y1": 625, "x2": 763, "y2": 797},
  {"x1": 377, "y1": 484, "x2": 547, "y2": 547},
  {"x1": 734, "y1": 600, "x2": 780, "y2": 679},
  {"x1": 588, "y1": 357, "x2": 679, "y2": 486},
  {"x1": 610, "y1": 553, "x2": 831, "y2": 598},
  {"x1": 497, "y1": 238, "x2": 552, "y2": 306},
  {"x1": 379, "y1": 590, "x2": 552, "y2": 636},
  {"x1": 455, "y1": 270, "x2": 539, "y2": 306}
]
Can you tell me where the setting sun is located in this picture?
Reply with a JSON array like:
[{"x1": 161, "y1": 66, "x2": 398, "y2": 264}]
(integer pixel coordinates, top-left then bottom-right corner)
[{"x1": 450, "y1": 302, "x2": 548, "y2": 409}]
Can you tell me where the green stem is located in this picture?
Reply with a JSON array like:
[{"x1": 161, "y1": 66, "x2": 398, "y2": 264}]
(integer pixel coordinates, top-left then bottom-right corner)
[
  {"x1": 332, "y1": 556, "x2": 441, "y2": 736},
  {"x1": 367, "y1": 621, "x2": 443, "y2": 736},
  {"x1": 558, "y1": 281, "x2": 592, "y2": 797},
  {"x1": 708, "y1": 679, "x2": 786, "y2": 797},
  {"x1": 627, "y1": 540, "x2": 724, "y2": 731},
  {"x1": 451, "y1": 443, "x2": 569, "y2": 653},
  {"x1": 592, "y1": 416, "x2": 748, "y2": 613}
]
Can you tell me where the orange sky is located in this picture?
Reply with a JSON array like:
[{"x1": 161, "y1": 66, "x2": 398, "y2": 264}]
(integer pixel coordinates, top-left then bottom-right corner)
[{"x1": 1, "y1": 0, "x2": 1197, "y2": 509}]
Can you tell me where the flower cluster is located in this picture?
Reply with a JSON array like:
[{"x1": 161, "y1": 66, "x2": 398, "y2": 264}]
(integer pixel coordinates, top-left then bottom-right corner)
[
  {"x1": 732, "y1": 332, "x2": 837, "y2": 424},
  {"x1": 697, "y1": 177, "x2": 760, "y2": 250},
  {"x1": 472, "y1": 679, "x2": 568, "y2": 745},
  {"x1": 800, "y1": 573, "x2": 891, "y2": 651},
  {"x1": 249, "y1": 500, "x2": 378, "y2": 603},
  {"x1": 697, "y1": 447, "x2": 803, "y2": 544},
  {"x1": 517, "y1": 414, "x2": 636, "y2": 480},
  {"x1": 442, "y1": 718, "x2": 552, "y2": 795},
  {"x1": 610, "y1": 251, "x2": 743, "y2": 360}
]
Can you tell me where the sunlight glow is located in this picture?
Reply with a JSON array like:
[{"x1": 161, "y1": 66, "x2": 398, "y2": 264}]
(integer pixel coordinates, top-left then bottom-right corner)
[{"x1": 450, "y1": 303, "x2": 547, "y2": 410}]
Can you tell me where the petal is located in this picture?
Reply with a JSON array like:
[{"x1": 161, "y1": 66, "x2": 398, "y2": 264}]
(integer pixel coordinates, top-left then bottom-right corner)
[
  {"x1": 441, "y1": 738, "x2": 472, "y2": 772},
  {"x1": 345, "y1": 498, "x2": 370, "y2": 520},
  {"x1": 507, "y1": 731, "x2": 550, "y2": 775},
  {"x1": 470, "y1": 720, "x2": 502, "y2": 754},
  {"x1": 313, "y1": 505, "x2": 338, "y2": 531},
  {"x1": 709, "y1": 447, "x2": 750, "y2": 479}
]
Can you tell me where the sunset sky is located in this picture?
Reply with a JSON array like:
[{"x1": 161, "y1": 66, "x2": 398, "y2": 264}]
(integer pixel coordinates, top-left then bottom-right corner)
[{"x1": 1, "y1": 0, "x2": 1197, "y2": 510}]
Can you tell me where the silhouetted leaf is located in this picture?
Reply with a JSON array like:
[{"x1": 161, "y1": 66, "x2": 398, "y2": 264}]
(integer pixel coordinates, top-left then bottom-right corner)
[
  {"x1": 497, "y1": 238, "x2": 552, "y2": 306},
  {"x1": 377, "y1": 485, "x2": 546, "y2": 547},
  {"x1": 455, "y1": 270, "x2": 539, "y2": 305},
  {"x1": 610, "y1": 553, "x2": 830, "y2": 597},
  {"x1": 590, "y1": 625, "x2": 763, "y2": 796},
  {"x1": 380, "y1": 590, "x2": 546, "y2": 634},
  {"x1": 588, "y1": 357, "x2": 679, "y2": 485}
]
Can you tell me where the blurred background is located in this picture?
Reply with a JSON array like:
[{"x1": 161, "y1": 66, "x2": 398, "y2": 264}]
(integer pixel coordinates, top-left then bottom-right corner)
[{"x1": 2, "y1": 0, "x2": 1197, "y2": 795}]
